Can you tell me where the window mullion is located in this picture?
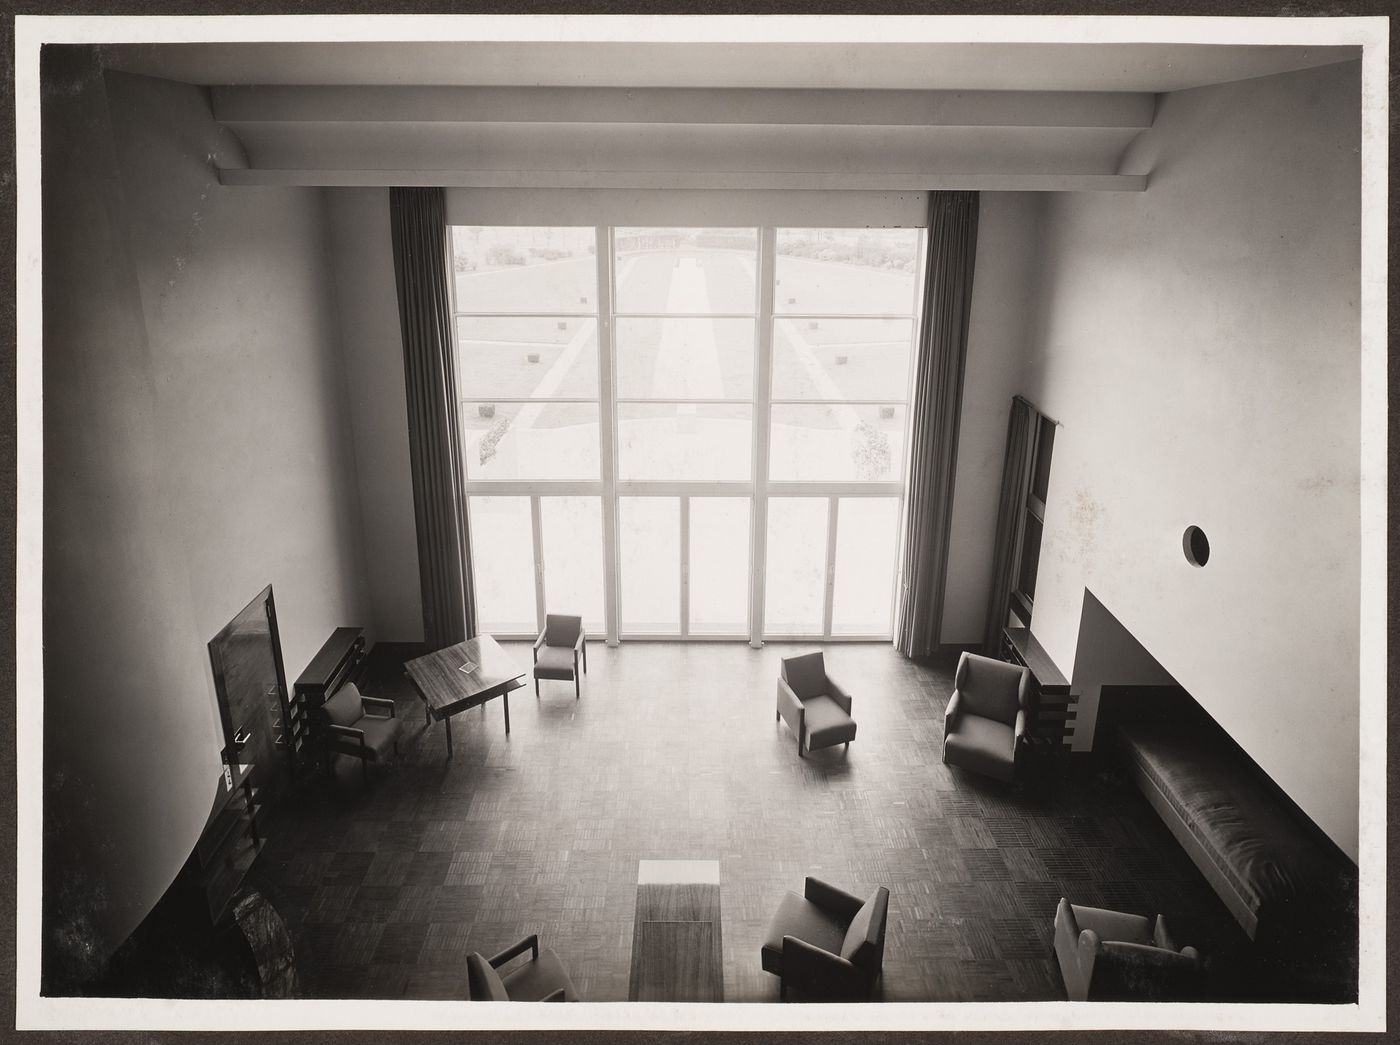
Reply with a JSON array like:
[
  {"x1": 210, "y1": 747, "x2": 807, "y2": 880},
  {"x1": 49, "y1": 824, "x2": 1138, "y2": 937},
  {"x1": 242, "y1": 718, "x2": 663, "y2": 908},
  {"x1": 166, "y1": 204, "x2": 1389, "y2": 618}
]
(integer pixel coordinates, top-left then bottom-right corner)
[
  {"x1": 750, "y1": 227, "x2": 777, "y2": 647},
  {"x1": 596, "y1": 225, "x2": 620, "y2": 647}
]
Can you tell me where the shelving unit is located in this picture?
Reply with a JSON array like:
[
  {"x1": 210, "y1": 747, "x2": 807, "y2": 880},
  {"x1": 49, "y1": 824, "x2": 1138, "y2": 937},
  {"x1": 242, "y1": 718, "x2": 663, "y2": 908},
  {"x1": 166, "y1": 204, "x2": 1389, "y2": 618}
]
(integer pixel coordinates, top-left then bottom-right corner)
[
  {"x1": 292, "y1": 627, "x2": 366, "y2": 770},
  {"x1": 192, "y1": 763, "x2": 263, "y2": 925},
  {"x1": 1001, "y1": 627, "x2": 1077, "y2": 746}
]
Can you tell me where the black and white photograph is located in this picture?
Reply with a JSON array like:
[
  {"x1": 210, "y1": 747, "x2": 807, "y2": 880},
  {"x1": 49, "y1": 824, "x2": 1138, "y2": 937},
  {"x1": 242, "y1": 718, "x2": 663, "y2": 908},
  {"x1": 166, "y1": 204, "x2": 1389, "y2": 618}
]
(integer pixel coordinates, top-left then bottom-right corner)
[{"x1": 12, "y1": 8, "x2": 1388, "y2": 1036}]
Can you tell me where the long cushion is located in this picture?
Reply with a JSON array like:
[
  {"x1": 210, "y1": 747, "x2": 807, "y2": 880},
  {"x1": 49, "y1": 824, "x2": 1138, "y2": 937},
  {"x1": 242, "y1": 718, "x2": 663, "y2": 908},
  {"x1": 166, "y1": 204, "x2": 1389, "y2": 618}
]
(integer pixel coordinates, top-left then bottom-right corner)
[
  {"x1": 1119, "y1": 720, "x2": 1336, "y2": 917},
  {"x1": 781, "y1": 652, "x2": 828, "y2": 701},
  {"x1": 944, "y1": 713, "x2": 1016, "y2": 782},
  {"x1": 534, "y1": 645, "x2": 576, "y2": 680},
  {"x1": 501, "y1": 946, "x2": 578, "y2": 1002},
  {"x1": 322, "y1": 683, "x2": 363, "y2": 727},
  {"x1": 544, "y1": 613, "x2": 582, "y2": 647},
  {"x1": 957, "y1": 653, "x2": 1025, "y2": 725},
  {"x1": 802, "y1": 695, "x2": 857, "y2": 750},
  {"x1": 466, "y1": 953, "x2": 510, "y2": 1001},
  {"x1": 761, "y1": 891, "x2": 847, "y2": 974},
  {"x1": 839, "y1": 888, "x2": 889, "y2": 970}
]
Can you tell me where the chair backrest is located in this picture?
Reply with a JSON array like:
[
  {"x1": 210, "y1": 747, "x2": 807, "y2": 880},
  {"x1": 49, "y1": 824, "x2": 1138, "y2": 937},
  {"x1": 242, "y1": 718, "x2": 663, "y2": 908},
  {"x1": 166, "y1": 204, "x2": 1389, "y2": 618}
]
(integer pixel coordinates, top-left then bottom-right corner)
[
  {"x1": 839, "y1": 886, "x2": 890, "y2": 975},
  {"x1": 544, "y1": 614, "x2": 582, "y2": 647},
  {"x1": 465, "y1": 953, "x2": 511, "y2": 1001},
  {"x1": 322, "y1": 682, "x2": 364, "y2": 728},
  {"x1": 780, "y1": 651, "x2": 828, "y2": 701},
  {"x1": 957, "y1": 652, "x2": 1027, "y2": 725}
]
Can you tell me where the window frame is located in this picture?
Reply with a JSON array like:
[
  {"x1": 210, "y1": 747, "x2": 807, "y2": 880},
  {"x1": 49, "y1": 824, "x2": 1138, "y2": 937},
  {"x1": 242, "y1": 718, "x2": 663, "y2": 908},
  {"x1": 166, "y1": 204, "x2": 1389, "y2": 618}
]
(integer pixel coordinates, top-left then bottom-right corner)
[{"x1": 450, "y1": 222, "x2": 925, "y2": 644}]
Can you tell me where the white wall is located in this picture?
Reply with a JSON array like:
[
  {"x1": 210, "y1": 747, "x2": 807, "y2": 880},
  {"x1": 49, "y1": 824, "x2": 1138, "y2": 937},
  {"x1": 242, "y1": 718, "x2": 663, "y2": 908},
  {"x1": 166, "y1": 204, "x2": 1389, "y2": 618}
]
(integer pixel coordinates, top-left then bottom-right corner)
[
  {"x1": 325, "y1": 189, "x2": 424, "y2": 643},
  {"x1": 939, "y1": 192, "x2": 1043, "y2": 645},
  {"x1": 41, "y1": 56, "x2": 369, "y2": 979},
  {"x1": 1019, "y1": 61, "x2": 1361, "y2": 857}
]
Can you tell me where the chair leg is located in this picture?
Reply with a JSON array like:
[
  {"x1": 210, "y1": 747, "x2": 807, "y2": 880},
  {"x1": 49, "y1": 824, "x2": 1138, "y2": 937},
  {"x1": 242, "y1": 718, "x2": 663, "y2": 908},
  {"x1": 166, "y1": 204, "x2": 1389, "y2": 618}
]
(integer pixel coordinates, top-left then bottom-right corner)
[
  {"x1": 575, "y1": 671, "x2": 580, "y2": 699},
  {"x1": 535, "y1": 676, "x2": 540, "y2": 697}
]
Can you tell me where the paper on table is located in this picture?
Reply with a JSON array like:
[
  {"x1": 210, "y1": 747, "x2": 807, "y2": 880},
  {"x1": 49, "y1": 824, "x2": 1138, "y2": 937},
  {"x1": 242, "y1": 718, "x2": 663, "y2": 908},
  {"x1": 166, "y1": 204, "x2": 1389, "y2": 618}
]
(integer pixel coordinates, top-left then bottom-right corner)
[{"x1": 458, "y1": 659, "x2": 478, "y2": 675}]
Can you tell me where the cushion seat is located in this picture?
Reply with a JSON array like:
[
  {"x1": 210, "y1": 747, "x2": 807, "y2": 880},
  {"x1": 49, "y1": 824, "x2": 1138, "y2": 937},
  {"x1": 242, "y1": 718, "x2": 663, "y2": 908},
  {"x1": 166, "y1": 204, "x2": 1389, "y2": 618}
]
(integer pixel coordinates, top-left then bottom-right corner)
[
  {"x1": 354, "y1": 715, "x2": 400, "y2": 761},
  {"x1": 533, "y1": 645, "x2": 576, "y2": 680},
  {"x1": 1068, "y1": 903, "x2": 1153, "y2": 947},
  {"x1": 502, "y1": 946, "x2": 577, "y2": 1001},
  {"x1": 943, "y1": 711, "x2": 1016, "y2": 783},
  {"x1": 760, "y1": 891, "x2": 849, "y2": 975},
  {"x1": 802, "y1": 695, "x2": 857, "y2": 750}
]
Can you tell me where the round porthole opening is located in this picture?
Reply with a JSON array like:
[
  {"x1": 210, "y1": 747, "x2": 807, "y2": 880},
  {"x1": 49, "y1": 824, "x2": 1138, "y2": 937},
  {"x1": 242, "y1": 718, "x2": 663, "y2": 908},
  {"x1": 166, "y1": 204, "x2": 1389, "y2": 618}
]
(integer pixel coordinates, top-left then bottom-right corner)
[{"x1": 1183, "y1": 526, "x2": 1210, "y2": 568}]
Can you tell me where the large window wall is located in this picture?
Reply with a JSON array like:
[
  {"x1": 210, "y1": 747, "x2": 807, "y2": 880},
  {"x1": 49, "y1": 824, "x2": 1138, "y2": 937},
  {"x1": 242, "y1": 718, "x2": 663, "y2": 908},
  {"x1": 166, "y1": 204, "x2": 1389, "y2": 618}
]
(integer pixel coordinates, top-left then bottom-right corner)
[{"x1": 450, "y1": 224, "x2": 924, "y2": 643}]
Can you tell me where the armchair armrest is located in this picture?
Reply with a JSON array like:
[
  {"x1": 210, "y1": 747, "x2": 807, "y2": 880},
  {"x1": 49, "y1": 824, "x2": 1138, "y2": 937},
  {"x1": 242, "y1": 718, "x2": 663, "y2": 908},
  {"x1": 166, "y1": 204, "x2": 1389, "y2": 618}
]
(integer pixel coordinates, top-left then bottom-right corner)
[
  {"x1": 954, "y1": 653, "x2": 970, "y2": 690},
  {"x1": 573, "y1": 631, "x2": 585, "y2": 653},
  {"x1": 1014, "y1": 707, "x2": 1028, "y2": 744},
  {"x1": 804, "y1": 876, "x2": 865, "y2": 921},
  {"x1": 1153, "y1": 914, "x2": 1177, "y2": 953},
  {"x1": 326, "y1": 723, "x2": 367, "y2": 755},
  {"x1": 1016, "y1": 667, "x2": 1031, "y2": 711},
  {"x1": 943, "y1": 689, "x2": 963, "y2": 731},
  {"x1": 777, "y1": 678, "x2": 805, "y2": 734},
  {"x1": 488, "y1": 933, "x2": 540, "y2": 969},
  {"x1": 532, "y1": 631, "x2": 546, "y2": 661},
  {"x1": 541, "y1": 987, "x2": 569, "y2": 1002},
  {"x1": 826, "y1": 675, "x2": 852, "y2": 715},
  {"x1": 361, "y1": 696, "x2": 396, "y2": 718},
  {"x1": 781, "y1": 936, "x2": 866, "y2": 999}
]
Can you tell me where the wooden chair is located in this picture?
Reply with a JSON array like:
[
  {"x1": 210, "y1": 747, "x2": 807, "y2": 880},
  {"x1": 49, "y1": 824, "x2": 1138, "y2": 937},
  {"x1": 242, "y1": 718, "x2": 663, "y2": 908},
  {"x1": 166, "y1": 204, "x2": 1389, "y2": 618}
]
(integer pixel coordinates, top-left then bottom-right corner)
[
  {"x1": 533, "y1": 613, "x2": 586, "y2": 699},
  {"x1": 320, "y1": 682, "x2": 399, "y2": 784}
]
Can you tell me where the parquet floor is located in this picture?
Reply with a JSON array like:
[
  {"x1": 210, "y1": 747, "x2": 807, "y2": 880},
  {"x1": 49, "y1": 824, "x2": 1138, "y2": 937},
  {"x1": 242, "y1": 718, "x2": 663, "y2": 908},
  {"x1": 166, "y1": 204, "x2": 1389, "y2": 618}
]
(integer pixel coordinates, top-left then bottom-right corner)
[{"x1": 249, "y1": 640, "x2": 1264, "y2": 1003}]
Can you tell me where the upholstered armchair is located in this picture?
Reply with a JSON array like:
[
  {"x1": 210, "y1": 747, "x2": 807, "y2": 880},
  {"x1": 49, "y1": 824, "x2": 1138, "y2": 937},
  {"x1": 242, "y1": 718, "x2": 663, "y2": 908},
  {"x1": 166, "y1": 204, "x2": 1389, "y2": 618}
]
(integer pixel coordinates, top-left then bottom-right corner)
[
  {"x1": 320, "y1": 681, "x2": 400, "y2": 784},
  {"x1": 533, "y1": 613, "x2": 586, "y2": 698},
  {"x1": 466, "y1": 934, "x2": 578, "y2": 1002},
  {"x1": 1054, "y1": 898, "x2": 1204, "y2": 1001},
  {"x1": 941, "y1": 652, "x2": 1031, "y2": 783},
  {"x1": 761, "y1": 877, "x2": 889, "y2": 1001},
  {"x1": 777, "y1": 651, "x2": 857, "y2": 757}
]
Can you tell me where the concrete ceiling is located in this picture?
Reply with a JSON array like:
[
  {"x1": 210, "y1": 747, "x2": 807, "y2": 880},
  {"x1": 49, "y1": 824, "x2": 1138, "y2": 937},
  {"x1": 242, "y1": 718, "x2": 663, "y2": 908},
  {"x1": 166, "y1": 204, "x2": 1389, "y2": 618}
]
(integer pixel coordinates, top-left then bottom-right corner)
[
  {"x1": 99, "y1": 40, "x2": 1356, "y2": 93},
  {"x1": 93, "y1": 38, "x2": 1357, "y2": 193}
]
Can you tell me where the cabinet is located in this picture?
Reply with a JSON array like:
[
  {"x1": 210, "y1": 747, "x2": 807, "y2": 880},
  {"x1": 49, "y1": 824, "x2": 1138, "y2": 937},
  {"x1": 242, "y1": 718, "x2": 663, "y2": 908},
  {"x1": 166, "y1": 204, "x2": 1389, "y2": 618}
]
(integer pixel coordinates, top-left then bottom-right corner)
[
  {"x1": 292, "y1": 627, "x2": 366, "y2": 766},
  {"x1": 1001, "y1": 627, "x2": 1076, "y2": 745},
  {"x1": 193, "y1": 763, "x2": 262, "y2": 925}
]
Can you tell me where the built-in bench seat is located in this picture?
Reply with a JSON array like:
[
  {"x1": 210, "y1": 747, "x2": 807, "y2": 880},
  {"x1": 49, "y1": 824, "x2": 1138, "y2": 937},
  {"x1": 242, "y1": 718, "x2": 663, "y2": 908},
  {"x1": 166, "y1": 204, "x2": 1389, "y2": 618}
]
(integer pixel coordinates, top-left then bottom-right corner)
[{"x1": 1118, "y1": 718, "x2": 1342, "y2": 942}]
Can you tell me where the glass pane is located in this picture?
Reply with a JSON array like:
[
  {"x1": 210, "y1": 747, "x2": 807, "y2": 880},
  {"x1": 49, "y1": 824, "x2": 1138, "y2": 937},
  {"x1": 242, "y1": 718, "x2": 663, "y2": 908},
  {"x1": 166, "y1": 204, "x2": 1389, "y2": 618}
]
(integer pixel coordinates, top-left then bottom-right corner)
[
  {"x1": 617, "y1": 404, "x2": 752, "y2": 480},
  {"x1": 775, "y1": 228, "x2": 920, "y2": 315},
  {"x1": 451, "y1": 226, "x2": 597, "y2": 314},
  {"x1": 615, "y1": 318, "x2": 754, "y2": 400},
  {"x1": 690, "y1": 498, "x2": 750, "y2": 635},
  {"x1": 467, "y1": 497, "x2": 537, "y2": 634},
  {"x1": 1031, "y1": 417, "x2": 1056, "y2": 504},
  {"x1": 619, "y1": 498, "x2": 680, "y2": 634},
  {"x1": 461, "y1": 402, "x2": 600, "y2": 481},
  {"x1": 769, "y1": 404, "x2": 906, "y2": 482},
  {"x1": 615, "y1": 228, "x2": 758, "y2": 315},
  {"x1": 1019, "y1": 512, "x2": 1043, "y2": 602},
  {"x1": 540, "y1": 497, "x2": 605, "y2": 635},
  {"x1": 764, "y1": 498, "x2": 828, "y2": 636},
  {"x1": 771, "y1": 317, "x2": 914, "y2": 401},
  {"x1": 831, "y1": 498, "x2": 901, "y2": 636},
  {"x1": 456, "y1": 316, "x2": 598, "y2": 399}
]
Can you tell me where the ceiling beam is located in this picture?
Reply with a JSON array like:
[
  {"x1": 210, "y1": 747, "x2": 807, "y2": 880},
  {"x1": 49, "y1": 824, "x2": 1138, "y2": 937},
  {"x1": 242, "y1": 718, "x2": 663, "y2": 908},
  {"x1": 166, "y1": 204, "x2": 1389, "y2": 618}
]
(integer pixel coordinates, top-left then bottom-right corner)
[
  {"x1": 211, "y1": 85, "x2": 1155, "y2": 130},
  {"x1": 216, "y1": 167, "x2": 1147, "y2": 192}
]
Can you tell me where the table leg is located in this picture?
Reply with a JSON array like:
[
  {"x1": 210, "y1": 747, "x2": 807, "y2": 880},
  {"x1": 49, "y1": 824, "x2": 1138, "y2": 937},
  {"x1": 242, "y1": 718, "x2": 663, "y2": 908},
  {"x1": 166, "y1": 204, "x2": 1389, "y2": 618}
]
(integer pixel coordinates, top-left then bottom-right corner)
[
  {"x1": 503, "y1": 693, "x2": 511, "y2": 734},
  {"x1": 444, "y1": 716, "x2": 453, "y2": 757}
]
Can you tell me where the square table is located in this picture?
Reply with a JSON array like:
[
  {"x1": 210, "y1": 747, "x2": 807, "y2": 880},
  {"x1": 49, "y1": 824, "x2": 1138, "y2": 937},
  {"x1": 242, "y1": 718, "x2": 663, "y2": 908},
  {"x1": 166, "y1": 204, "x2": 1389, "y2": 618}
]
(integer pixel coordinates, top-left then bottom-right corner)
[
  {"x1": 628, "y1": 860, "x2": 723, "y2": 1002},
  {"x1": 403, "y1": 635, "x2": 526, "y2": 756}
]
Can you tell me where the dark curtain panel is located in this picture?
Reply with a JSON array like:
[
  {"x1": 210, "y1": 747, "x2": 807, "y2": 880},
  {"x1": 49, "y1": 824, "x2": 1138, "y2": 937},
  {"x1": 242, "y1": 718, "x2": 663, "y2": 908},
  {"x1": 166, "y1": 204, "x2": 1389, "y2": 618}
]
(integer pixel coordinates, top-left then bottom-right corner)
[
  {"x1": 982, "y1": 396, "x2": 1040, "y2": 654},
  {"x1": 390, "y1": 187, "x2": 478, "y2": 649},
  {"x1": 895, "y1": 191, "x2": 980, "y2": 659}
]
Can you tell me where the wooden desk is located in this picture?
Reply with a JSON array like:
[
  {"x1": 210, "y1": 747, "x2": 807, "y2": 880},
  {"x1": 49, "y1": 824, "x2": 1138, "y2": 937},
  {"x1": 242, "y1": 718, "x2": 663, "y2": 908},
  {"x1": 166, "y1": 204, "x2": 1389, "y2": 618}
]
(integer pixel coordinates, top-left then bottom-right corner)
[
  {"x1": 629, "y1": 860, "x2": 723, "y2": 1002},
  {"x1": 403, "y1": 635, "x2": 526, "y2": 756}
]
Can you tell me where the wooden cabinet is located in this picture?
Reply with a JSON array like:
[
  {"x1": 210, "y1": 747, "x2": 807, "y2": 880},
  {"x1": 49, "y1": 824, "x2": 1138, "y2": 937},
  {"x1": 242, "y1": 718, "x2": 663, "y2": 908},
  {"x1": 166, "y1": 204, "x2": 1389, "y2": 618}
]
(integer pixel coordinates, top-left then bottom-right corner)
[
  {"x1": 292, "y1": 627, "x2": 366, "y2": 767},
  {"x1": 193, "y1": 763, "x2": 262, "y2": 925},
  {"x1": 1002, "y1": 627, "x2": 1077, "y2": 745}
]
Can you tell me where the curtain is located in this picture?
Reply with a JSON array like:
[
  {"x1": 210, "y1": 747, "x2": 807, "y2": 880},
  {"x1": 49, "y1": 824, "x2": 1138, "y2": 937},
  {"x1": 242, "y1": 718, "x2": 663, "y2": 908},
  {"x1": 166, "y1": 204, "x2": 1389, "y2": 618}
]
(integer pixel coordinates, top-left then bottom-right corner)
[
  {"x1": 895, "y1": 191, "x2": 980, "y2": 659},
  {"x1": 982, "y1": 396, "x2": 1040, "y2": 654},
  {"x1": 390, "y1": 186, "x2": 478, "y2": 649}
]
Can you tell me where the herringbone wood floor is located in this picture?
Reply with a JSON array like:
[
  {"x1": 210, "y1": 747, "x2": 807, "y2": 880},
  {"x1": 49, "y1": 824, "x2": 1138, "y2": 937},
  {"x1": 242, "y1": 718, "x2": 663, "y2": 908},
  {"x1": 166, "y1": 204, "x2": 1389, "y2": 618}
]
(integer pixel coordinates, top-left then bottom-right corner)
[{"x1": 249, "y1": 640, "x2": 1262, "y2": 1003}]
